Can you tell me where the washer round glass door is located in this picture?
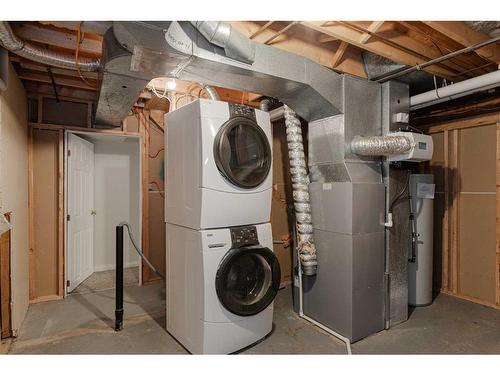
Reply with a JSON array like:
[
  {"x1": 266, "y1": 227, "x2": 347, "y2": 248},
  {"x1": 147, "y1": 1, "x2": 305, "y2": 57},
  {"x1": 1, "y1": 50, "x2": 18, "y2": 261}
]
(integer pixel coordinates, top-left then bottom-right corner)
[
  {"x1": 215, "y1": 246, "x2": 281, "y2": 316},
  {"x1": 214, "y1": 117, "x2": 271, "y2": 189}
]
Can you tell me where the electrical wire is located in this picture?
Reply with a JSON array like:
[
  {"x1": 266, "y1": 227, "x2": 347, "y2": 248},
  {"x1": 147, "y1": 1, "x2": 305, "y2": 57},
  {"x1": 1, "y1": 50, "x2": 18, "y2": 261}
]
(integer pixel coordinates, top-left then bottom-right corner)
[
  {"x1": 75, "y1": 22, "x2": 96, "y2": 89},
  {"x1": 148, "y1": 147, "x2": 164, "y2": 159},
  {"x1": 149, "y1": 181, "x2": 165, "y2": 198},
  {"x1": 120, "y1": 222, "x2": 165, "y2": 280},
  {"x1": 389, "y1": 170, "x2": 411, "y2": 212}
]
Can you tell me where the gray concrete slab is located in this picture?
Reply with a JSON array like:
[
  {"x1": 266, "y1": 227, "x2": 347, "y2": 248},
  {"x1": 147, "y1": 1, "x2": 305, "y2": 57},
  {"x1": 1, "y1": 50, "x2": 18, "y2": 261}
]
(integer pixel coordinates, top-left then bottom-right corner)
[{"x1": 7, "y1": 284, "x2": 500, "y2": 355}]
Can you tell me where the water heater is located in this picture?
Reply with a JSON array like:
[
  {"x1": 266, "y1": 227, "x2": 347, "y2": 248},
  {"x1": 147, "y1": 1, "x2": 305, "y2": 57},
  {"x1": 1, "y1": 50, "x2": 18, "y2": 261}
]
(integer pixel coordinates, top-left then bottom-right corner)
[{"x1": 408, "y1": 174, "x2": 435, "y2": 306}]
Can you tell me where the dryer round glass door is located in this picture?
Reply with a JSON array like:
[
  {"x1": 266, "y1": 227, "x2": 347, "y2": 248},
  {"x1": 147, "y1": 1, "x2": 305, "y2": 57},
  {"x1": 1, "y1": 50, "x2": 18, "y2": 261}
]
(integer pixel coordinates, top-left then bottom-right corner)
[
  {"x1": 214, "y1": 116, "x2": 271, "y2": 189},
  {"x1": 215, "y1": 246, "x2": 281, "y2": 316}
]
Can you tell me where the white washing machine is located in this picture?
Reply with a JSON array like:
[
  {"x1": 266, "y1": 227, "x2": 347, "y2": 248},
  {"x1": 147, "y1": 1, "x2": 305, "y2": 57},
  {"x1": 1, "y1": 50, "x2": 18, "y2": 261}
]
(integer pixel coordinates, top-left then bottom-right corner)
[
  {"x1": 166, "y1": 222, "x2": 280, "y2": 354},
  {"x1": 165, "y1": 99, "x2": 273, "y2": 230}
]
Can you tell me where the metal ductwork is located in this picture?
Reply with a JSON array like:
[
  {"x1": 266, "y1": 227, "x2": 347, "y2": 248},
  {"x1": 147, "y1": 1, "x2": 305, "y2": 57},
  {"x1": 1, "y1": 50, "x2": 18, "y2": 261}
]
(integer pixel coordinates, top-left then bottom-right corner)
[
  {"x1": 283, "y1": 105, "x2": 317, "y2": 276},
  {"x1": 351, "y1": 135, "x2": 412, "y2": 156},
  {"x1": 202, "y1": 84, "x2": 220, "y2": 100},
  {"x1": 190, "y1": 21, "x2": 255, "y2": 64},
  {"x1": 0, "y1": 21, "x2": 100, "y2": 71},
  {"x1": 95, "y1": 21, "x2": 343, "y2": 127}
]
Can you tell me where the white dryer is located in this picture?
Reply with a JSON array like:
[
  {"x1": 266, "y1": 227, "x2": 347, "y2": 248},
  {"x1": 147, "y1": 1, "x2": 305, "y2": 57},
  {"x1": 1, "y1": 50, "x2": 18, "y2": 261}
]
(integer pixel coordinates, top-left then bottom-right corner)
[
  {"x1": 166, "y1": 222, "x2": 280, "y2": 354},
  {"x1": 165, "y1": 99, "x2": 273, "y2": 230}
]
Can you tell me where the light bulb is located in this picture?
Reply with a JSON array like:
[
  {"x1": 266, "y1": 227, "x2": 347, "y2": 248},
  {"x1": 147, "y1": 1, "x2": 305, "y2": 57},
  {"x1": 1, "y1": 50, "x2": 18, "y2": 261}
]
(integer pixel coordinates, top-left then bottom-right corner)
[{"x1": 166, "y1": 79, "x2": 176, "y2": 90}]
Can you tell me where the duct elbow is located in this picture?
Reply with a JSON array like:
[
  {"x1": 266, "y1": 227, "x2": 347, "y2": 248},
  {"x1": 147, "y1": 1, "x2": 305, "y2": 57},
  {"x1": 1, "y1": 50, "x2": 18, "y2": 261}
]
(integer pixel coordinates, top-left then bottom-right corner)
[{"x1": 191, "y1": 21, "x2": 255, "y2": 64}]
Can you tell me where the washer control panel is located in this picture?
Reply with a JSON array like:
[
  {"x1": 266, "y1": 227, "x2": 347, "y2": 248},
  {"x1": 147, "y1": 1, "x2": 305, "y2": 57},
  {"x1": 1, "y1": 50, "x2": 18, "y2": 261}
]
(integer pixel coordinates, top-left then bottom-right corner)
[{"x1": 230, "y1": 225, "x2": 259, "y2": 248}]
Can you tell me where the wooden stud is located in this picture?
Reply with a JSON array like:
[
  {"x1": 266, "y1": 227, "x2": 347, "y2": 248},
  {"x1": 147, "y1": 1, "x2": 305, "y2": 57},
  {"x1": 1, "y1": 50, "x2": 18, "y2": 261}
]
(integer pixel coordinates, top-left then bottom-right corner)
[
  {"x1": 451, "y1": 129, "x2": 460, "y2": 294},
  {"x1": 318, "y1": 35, "x2": 338, "y2": 43},
  {"x1": 28, "y1": 127, "x2": 36, "y2": 300},
  {"x1": 442, "y1": 130, "x2": 450, "y2": 291},
  {"x1": 140, "y1": 110, "x2": 151, "y2": 283},
  {"x1": 29, "y1": 122, "x2": 140, "y2": 137},
  {"x1": 57, "y1": 130, "x2": 65, "y2": 297}
]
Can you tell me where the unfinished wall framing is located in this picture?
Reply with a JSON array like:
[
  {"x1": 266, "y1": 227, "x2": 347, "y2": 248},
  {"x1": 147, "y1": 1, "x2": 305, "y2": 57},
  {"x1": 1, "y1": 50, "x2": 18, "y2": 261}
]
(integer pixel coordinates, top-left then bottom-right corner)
[{"x1": 427, "y1": 112, "x2": 500, "y2": 309}]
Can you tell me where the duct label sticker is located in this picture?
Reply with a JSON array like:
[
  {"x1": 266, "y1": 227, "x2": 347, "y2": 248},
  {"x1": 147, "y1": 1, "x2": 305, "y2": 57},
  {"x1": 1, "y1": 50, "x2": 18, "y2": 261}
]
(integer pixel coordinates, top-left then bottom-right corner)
[
  {"x1": 416, "y1": 183, "x2": 435, "y2": 199},
  {"x1": 322, "y1": 183, "x2": 332, "y2": 190}
]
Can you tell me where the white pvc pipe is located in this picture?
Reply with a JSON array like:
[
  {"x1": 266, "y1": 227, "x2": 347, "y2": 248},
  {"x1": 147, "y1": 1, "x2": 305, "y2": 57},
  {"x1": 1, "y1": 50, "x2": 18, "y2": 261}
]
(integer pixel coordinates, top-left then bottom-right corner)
[{"x1": 410, "y1": 69, "x2": 500, "y2": 109}]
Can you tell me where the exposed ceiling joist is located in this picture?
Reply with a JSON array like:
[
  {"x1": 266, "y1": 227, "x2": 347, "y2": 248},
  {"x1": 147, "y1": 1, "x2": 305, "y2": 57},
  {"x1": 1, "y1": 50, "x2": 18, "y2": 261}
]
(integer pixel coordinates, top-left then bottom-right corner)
[
  {"x1": 301, "y1": 21, "x2": 459, "y2": 80},
  {"x1": 23, "y1": 81, "x2": 98, "y2": 102},
  {"x1": 17, "y1": 60, "x2": 99, "y2": 80},
  {"x1": 231, "y1": 21, "x2": 367, "y2": 78},
  {"x1": 12, "y1": 22, "x2": 102, "y2": 56},
  {"x1": 331, "y1": 41, "x2": 349, "y2": 68},
  {"x1": 359, "y1": 21, "x2": 385, "y2": 44},
  {"x1": 422, "y1": 21, "x2": 500, "y2": 65},
  {"x1": 18, "y1": 70, "x2": 98, "y2": 91}
]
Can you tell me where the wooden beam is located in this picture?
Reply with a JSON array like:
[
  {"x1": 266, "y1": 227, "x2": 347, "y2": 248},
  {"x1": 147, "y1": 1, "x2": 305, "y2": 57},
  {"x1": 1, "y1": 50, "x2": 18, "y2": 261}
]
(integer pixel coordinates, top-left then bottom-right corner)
[
  {"x1": 19, "y1": 61, "x2": 99, "y2": 80},
  {"x1": 422, "y1": 21, "x2": 500, "y2": 65},
  {"x1": 23, "y1": 81, "x2": 98, "y2": 102},
  {"x1": 331, "y1": 41, "x2": 349, "y2": 68},
  {"x1": 263, "y1": 21, "x2": 299, "y2": 45},
  {"x1": 249, "y1": 21, "x2": 274, "y2": 39},
  {"x1": 359, "y1": 21, "x2": 385, "y2": 44},
  {"x1": 425, "y1": 113, "x2": 500, "y2": 134},
  {"x1": 12, "y1": 23, "x2": 102, "y2": 55},
  {"x1": 318, "y1": 35, "x2": 337, "y2": 43},
  {"x1": 18, "y1": 71, "x2": 97, "y2": 91},
  {"x1": 231, "y1": 21, "x2": 367, "y2": 78},
  {"x1": 301, "y1": 21, "x2": 458, "y2": 80},
  {"x1": 29, "y1": 122, "x2": 140, "y2": 137}
]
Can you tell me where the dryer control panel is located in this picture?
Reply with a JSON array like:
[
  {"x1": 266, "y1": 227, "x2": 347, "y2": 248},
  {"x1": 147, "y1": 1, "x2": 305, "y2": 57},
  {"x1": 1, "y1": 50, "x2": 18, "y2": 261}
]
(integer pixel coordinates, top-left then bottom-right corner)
[{"x1": 230, "y1": 225, "x2": 259, "y2": 248}]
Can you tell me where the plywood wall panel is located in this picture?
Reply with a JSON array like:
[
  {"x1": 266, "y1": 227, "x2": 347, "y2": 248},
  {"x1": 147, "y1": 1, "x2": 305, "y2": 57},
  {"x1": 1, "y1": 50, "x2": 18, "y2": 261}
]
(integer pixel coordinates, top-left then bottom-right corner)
[
  {"x1": 32, "y1": 129, "x2": 60, "y2": 299},
  {"x1": 459, "y1": 125, "x2": 496, "y2": 192},
  {"x1": 458, "y1": 194, "x2": 496, "y2": 304}
]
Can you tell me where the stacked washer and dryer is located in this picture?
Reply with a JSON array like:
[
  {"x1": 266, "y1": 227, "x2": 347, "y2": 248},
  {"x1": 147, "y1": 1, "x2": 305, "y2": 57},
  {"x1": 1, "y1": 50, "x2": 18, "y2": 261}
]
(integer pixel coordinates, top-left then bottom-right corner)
[{"x1": 165, "y1": 99, "x2": 281, "y2": 354}]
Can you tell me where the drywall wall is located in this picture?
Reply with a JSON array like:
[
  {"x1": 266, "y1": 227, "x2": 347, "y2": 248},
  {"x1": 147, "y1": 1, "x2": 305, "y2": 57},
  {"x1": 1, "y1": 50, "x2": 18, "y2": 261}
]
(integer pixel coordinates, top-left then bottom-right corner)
[
  {"x1": 93, "y1": 137, "x2": 141, "y2": 271},
  {"x1": 0, "y1": 63, "x2": 29, "y2": 334}
]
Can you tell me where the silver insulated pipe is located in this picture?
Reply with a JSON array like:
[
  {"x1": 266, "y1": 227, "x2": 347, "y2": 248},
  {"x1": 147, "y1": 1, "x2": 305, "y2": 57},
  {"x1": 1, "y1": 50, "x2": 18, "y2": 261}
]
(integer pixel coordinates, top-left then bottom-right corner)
[
  {"x1": 351, "y1": 135, "x2": 412, "y2": 156},
  {"x1": 284, "y1": 105, "x2": 317, "y2": 276},
  {"x1": 0, "y1": 21, "x2": 100, "y2": 71}
]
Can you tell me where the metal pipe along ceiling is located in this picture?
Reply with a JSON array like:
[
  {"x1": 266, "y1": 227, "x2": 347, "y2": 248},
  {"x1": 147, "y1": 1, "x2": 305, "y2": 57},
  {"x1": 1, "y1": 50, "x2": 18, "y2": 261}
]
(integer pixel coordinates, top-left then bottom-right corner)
[
  {"x1": 0, "y1": 21, "x2": 100, "y2": 71},
  {"x1": 410, "y1": 69, "x2": 500, "y2": 109}
]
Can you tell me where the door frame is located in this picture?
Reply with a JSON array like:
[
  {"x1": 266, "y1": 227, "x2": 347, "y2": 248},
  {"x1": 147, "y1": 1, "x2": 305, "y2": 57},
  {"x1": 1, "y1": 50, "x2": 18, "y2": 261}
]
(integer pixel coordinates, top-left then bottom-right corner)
[{"x1": 64, "y1": 130, "x2": 143, "y2": 296}]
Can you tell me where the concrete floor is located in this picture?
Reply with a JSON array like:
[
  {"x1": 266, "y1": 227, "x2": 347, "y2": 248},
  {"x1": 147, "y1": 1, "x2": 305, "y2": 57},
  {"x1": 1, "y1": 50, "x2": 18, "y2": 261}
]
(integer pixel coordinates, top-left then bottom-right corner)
[
  {"x1": 5, "y1": 284, "x2": 500, "y2": 354},
  {"x1": 71, "y1": 267, "x2": 139, "y2": 295}
]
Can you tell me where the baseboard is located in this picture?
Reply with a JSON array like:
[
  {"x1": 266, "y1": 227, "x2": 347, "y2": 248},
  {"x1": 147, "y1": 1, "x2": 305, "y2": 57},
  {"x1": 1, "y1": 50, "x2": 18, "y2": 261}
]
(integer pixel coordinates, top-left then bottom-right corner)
[{"x1": 94, "y1": 262, "x2": 140, "y2": 273}]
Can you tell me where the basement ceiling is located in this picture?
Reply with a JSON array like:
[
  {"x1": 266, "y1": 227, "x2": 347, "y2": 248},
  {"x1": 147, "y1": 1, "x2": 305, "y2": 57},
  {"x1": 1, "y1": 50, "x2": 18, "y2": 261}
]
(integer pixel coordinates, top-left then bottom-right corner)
[{"x1": 5, "y1": 21, "x2": 500, "y2": 105}]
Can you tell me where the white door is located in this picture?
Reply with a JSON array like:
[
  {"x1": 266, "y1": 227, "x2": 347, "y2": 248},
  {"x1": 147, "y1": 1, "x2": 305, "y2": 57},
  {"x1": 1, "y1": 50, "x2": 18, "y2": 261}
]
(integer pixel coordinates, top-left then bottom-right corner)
[{"x1": 67, "y1": 133, "x2": 95, "y2": 292}]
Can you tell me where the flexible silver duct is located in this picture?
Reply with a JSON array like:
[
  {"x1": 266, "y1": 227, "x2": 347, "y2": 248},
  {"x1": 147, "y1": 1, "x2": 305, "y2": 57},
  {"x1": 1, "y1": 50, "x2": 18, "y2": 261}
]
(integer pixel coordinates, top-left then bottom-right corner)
[
  {"x1": 284, "y1": 105, "x2": 317, "y2": 276},
  {"x1": 190, "y1": 21, "x2": 255, "y2": 64},
  {"x1": 351, "y1": 135, "x2": 412, "y2": 156},
  {"x1": 0, "y1": 21, "x2": 100, "y2": 72}
]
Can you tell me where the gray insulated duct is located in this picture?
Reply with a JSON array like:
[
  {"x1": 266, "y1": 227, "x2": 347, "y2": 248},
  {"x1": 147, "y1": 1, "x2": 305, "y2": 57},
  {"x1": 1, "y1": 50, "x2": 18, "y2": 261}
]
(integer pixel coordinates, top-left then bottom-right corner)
[
  {"x1": 351, "y1": 135, "x2": 412, "y2": 156},
  {"x1": 0, "y1": 21, "x2": 100, "y2": 71},
  {"x1": 284, "y1": 105, "x2": 317, "y2": 276}
]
